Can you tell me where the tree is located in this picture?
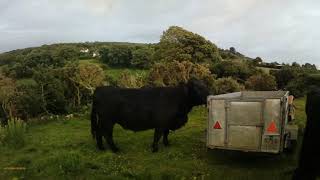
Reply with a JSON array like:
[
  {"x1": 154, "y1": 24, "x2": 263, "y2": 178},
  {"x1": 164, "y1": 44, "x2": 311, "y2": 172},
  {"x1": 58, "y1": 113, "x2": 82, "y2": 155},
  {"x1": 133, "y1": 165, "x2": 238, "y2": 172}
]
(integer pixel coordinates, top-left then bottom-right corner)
[
  {"x1": 0, "y1": 73, "x2": 16, "y2": 116},
  {"x1": 63, "y1": 63, "x2": 105, "y2": 107},
  {"x1": 211, "y1": 60, "x2": 256, "y2": 81},
  {"x1": 292, "y1": 62, "x2": 301, "y2": 67},
  {"x1": 147, "y1": 61, "x2": 215, "y2": 92},
  {"x1": 229, "y1": 47, "x2": 236, "y2": 54},
  {"x1": 117, "y1": 70, "x2": 145, "y2": 88},
  {"x1": 15, "y1": 79, "x2": 44, "y2": 118},
  {"x1": 131, "y1": 46, "x2": 155, "y2": 69},
  {"x1": 214, "y1": 77, "x2": 244, "y2": 94},
  {"x1": 272, "y1": 65, "x2": 301, "y2": 89},
  {"x1": 154, "y1": 26, "x2": 221, "y2": 64},
  {"x1": 33, "y1": 68, "x2": 68, "y2": 114},
  {"x1": 253, "y1": 57, "x2": 263, "y2": 65},
  {"x1": 302, "y1": 63, "x2": 317, "y2": 72},
  {"x1": 99, "y1": 45, "x2": 132, "y2": 67},
  {"x1": 245, "y1": 73, "x2": 277, "y2": 91}
]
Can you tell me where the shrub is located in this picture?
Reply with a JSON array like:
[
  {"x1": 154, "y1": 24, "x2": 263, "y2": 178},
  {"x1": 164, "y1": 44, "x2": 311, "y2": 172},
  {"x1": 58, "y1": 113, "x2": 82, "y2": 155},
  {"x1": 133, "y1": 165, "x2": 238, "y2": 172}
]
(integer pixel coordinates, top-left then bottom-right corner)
[
  {"x1": 0, "y1": 118, "x2": 27, "y2": 148},
  {"x1": 285, "y1": 74, "x2": 309, "y2": 97},
  {"x1": 211, "y1": 60, "x2": 256, "y2": 81},
  {"x1": 214, "y1": 77, "x2": 244, "y2": 94},
  {"x1": 15, "y1": 81, "x2": 44, "y2": 118},
  {"x1": 147, "y1": 61, "x2": 214, "y2": 88},
  {"x1": 245, "y1": 73, "x2": 277, "y2": 91},
  {"x1": 117, "y1": 70, "x2": 145, "y2": 88}
]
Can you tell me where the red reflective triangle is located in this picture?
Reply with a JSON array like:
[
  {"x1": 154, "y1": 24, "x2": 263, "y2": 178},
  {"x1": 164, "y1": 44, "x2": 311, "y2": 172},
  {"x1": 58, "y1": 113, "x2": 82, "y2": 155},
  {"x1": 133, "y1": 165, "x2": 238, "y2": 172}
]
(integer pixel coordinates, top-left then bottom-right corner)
[
  {"x1": 213, "y1": 121, "x2": 222, "y2": 129},
  {"x1": 267, "y1": 120, "x2": 277, "y2": 133}
]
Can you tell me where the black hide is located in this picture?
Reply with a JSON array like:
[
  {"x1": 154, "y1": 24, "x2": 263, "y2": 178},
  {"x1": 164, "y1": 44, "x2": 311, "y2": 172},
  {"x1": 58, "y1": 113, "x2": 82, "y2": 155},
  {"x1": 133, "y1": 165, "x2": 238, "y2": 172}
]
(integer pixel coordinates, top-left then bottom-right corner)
[
  {"x1": 91, "y1": 79, "x2": 210, "y2": 152},
  {"x1": 293, "y1": 88, "x2": 320, "y2": 180}
]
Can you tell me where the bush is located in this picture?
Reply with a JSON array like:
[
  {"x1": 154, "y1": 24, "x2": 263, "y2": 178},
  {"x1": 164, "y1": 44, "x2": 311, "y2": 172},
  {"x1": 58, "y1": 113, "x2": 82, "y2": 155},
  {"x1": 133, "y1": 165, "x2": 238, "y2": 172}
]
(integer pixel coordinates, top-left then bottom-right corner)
[
  {"x1": 15, "y1": 81, "x2": 44, "y2": 118},
  {"x1": 117, "y1": 70, "x2": 145, "y2": 88},
  {"x1": 147, "y1": 61, "x2": 214, "y2": 89},
  {"x1": 272, "y1": 65, "x2": 301, "y2": 89},
  {"x1": 211, "y1": 60, "x2": 256, "y2": 81},
  {"x1": 0, "y1": 118, "x2": 27, "y2": 148},
  {"x1": 285, "y1": 74, "x2": 309, "y2": 97},
  {"x1": 214, "y1": 77, "x2": 244, "y2": 94},
  {"x1": 245, "y1": 73, "x2": 277, "y2": 91}
]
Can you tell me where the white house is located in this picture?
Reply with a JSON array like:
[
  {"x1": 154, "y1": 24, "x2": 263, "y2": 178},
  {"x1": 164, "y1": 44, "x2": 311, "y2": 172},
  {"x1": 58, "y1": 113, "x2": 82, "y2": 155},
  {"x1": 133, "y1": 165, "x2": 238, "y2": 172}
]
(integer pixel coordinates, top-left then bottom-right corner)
[{"x1": 80, "y1": 48, "x2": 89, "y2": 53}]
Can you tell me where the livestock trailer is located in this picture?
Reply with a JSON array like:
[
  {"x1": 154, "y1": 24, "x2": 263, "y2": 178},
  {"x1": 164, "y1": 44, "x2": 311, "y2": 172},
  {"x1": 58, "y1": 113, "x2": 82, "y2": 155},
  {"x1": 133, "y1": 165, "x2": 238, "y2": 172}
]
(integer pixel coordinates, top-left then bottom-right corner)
[{"x1": 206, "y1": 91, "x2": 298, "y2": 154}]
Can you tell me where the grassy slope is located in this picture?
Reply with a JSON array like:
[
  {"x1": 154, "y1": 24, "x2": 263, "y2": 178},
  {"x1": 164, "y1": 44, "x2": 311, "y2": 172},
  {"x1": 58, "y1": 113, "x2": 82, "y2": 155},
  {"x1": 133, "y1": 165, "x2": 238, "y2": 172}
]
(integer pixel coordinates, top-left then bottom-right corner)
[
  {"x1": 79, "y1": 59, "x2": 149, "y2": 81},
  {"x1": 0, "y1": 98, "x2": 307, "y2": 180}
]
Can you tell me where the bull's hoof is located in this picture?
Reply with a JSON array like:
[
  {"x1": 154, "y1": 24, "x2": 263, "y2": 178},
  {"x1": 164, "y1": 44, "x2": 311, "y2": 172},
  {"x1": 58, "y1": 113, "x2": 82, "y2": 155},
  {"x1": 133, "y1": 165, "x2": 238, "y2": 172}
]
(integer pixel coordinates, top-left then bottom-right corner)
[
  {"x1": 152, "y1": 146, "x2": 159, "y2": 153},
  {"x1": 97, "y1": 146, "x2": 105, "y2": 151},
  {"x1": 163, "y1": 141, "x2": 170, "y2": 147}
]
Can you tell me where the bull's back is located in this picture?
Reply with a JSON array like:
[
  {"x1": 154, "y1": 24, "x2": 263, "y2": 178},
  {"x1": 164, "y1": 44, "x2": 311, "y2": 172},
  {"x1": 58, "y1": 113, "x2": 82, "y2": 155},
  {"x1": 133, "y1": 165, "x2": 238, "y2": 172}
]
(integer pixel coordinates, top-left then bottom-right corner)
[{"x1": 93, "y1": 86, "x2": 187, "y2": 130}]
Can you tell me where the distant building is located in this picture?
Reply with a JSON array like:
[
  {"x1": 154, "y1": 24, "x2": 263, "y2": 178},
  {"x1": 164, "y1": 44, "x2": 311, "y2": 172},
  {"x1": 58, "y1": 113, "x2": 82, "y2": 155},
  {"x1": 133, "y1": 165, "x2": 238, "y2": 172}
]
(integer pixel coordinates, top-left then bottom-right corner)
[
  {"x1": 80, "y1": 48, "x2": 89, "y2": 53},
  {"x1": 92, "y1": 51, "x2": 100, "y2": 58}
]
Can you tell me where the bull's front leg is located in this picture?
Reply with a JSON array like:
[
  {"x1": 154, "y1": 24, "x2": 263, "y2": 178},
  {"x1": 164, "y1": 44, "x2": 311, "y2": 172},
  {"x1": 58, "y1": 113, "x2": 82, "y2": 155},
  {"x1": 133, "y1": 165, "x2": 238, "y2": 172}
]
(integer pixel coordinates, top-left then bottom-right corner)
[
  {"x1": 152, "y1": 128, "x2": 163, "y2": 152},
  {"x1": 163, "y1": 129, "x2": 170, "y2": 146}
]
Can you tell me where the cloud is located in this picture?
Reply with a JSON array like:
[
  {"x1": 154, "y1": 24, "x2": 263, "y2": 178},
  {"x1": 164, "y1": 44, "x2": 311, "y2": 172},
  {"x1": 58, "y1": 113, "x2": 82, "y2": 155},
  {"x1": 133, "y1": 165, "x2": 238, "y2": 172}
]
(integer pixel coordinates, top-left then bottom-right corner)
[{"x1": 0, "y1": 0, "x2": 319, "y2": 65}]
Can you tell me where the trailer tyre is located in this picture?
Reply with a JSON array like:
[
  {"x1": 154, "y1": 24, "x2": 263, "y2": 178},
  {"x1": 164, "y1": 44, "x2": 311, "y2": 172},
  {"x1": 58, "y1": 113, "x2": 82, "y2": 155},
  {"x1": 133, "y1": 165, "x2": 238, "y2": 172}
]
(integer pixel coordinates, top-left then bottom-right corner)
[{"x1": 284, "y1": 134, "x2": 297, "y2": 153}]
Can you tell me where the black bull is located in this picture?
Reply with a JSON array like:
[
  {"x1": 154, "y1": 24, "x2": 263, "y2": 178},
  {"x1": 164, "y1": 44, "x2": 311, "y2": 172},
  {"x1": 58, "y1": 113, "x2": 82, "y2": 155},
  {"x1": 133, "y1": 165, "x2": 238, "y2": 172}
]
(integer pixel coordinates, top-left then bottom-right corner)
[
  {"x1": 91, "y1": 80, "x2": 210, "y2": 152},
  {"x1": 293, "y1": 88, "x2": 320, "y2": 180}
]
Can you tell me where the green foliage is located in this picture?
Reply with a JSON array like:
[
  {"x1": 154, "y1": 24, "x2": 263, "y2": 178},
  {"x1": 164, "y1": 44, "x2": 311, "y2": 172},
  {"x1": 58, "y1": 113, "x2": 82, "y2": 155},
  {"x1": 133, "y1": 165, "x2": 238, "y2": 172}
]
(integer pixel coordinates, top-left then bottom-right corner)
[
  {"x1": 285, "y1": 73, "x2": 320, "y2": 97},
  {"x1": 116, "y1": 70, "x2": 145, "y2": 88},
  {"x1": 272, "y1": 65, "x2": 301, "y2": 89},
  {"x1": 2, "y1": 45, "x2": 81, "y2": 79},
  {"x1": 214, "y1": 77, "x2": 244, "y2": 94},
  {"x1": 131, "y1": 46, "x2": 155, "y2": 69},
  {"x1": 146, "y1": 61, "x2": 215, "y2": 91},
  {"x1": 0, "y1": 73, "x2": 16, "y2": 115},
  {"x1": 245, "y1": 73, "x2": 277, "y2": 91},
  {"x1": 252, "y1": 57, "x2": 263, "y2": 65},
  {"x1": 100, "y1": 45, "x2": 132, "y2": 67},
  {"x1": 211, "y1": 60, "x2": 256, "y2": 81},
  {"x1": 218, "y1": 47, "x2": 250, "y2": 61},
  {"x1": 62, "y1": 62, "x2": 105, "y2": 109},
  {"x1": 33, "y1": 68, "x2": 68, "y2": 114},
  {"x1": 0, "y1": 117, "x2": 27, "y2": 148},
  {"x1": 15, "y1": 79, "x2": 44, "y2": 118},
  {"x1": 55, "y1": 152, "x2": 83, "y2": 174},
  {"x1": 272, "y1": 65, "x2": 318, "y2": 89},
  {"x1": 154, "y1": 26, "x2": 221, "y2": 64}
]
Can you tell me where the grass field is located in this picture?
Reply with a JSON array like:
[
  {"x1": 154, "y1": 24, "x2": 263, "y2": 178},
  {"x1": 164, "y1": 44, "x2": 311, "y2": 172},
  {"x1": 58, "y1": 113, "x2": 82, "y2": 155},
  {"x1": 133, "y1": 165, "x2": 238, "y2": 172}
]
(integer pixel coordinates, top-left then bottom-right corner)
[
  {"x1": 79, "y1": 59, "x2": 149, "y2": 81},
  {"x1": 0, "y1": 98, "x2": 308, "y2": 179}
]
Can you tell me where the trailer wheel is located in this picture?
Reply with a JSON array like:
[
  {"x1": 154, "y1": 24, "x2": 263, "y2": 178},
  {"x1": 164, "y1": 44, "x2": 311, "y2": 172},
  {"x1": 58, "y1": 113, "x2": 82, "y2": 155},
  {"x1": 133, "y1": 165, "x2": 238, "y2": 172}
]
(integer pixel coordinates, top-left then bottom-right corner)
[{"x1": 284, "y1": 134, "x2": 297, "y2": 153}]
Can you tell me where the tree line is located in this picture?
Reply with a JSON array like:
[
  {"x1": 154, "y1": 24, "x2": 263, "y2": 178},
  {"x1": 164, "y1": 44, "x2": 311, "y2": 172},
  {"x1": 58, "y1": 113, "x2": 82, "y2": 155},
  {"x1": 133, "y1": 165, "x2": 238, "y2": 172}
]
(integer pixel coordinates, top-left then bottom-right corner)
[{"x1": 0, "y1": 26, "x2": 319, "y2": 120}]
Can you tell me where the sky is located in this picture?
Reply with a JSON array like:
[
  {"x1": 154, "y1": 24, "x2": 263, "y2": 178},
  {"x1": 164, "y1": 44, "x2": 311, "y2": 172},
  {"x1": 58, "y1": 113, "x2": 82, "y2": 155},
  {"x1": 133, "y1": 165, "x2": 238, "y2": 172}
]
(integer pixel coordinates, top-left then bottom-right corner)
[{"x1": 0, "y1": 0, "x2": 320, "y2": 66}]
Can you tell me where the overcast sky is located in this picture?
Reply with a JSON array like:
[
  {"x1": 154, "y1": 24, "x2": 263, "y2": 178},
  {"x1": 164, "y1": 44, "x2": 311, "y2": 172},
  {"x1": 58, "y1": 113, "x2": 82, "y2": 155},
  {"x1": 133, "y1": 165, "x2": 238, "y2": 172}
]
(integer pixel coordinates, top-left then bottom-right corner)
[{"x1": 0, "y1": 0, "x2": 320, "y2": 65}]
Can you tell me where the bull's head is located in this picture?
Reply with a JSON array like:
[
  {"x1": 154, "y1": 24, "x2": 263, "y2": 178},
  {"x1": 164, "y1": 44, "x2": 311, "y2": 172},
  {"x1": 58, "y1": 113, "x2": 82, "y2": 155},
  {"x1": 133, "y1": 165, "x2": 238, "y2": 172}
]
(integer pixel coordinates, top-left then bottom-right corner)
[{"x1": 186, "y1": 78, "x2": 210, "y2": 106}]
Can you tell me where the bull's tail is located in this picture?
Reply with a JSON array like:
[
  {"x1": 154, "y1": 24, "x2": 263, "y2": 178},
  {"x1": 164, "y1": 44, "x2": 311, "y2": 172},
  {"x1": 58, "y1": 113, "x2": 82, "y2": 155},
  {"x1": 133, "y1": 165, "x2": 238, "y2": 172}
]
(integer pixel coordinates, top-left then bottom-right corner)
[{"x1": 91, "y1": 103, "x2": 98, "y2": 139}]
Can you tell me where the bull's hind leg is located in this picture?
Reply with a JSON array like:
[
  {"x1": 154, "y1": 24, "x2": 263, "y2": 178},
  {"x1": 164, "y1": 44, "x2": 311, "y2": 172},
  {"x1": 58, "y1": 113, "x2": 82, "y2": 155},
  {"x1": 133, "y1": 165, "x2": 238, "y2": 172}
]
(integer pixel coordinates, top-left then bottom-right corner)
[
  {"x1": 104, "y1": 124, "x2": 119, "y2": 153},
  {"x1": 163, "y1": 129, "x2": 170, "y2": 146},
  {"x1": 96, "y1": 133, "x2": 105, "y2": 150},
  {"x1": 152, "y1": 128, "x2": 163, "y2": 152}
]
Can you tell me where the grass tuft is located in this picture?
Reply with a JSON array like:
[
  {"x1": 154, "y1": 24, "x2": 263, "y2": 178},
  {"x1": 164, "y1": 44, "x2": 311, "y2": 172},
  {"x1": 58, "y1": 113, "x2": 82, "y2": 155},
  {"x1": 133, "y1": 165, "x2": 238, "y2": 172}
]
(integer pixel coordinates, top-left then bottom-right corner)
[{"x1": 0, "y1": 118, "x2": 27, "y2": 148}]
